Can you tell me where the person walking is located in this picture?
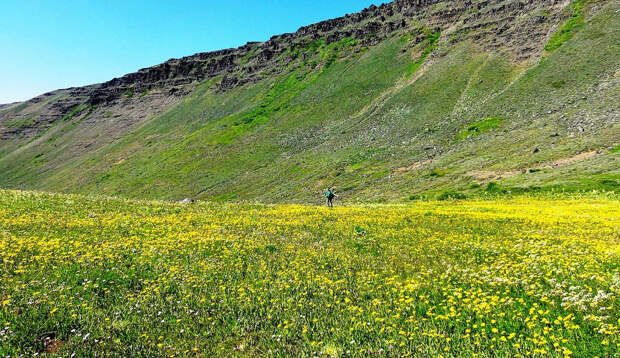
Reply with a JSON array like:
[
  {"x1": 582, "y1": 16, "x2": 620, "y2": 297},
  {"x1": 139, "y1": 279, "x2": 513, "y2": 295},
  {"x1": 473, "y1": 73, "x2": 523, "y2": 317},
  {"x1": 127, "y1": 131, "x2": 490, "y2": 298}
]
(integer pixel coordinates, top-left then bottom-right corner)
[{"x1": 325, "y1": 187, "x2": 337, "y2": 208}]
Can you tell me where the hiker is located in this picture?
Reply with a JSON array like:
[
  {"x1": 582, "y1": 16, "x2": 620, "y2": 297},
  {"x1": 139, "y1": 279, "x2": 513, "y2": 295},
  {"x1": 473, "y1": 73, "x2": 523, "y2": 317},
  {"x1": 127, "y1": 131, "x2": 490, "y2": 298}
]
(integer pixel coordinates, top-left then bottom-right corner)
[{"x1": 325, "y1": 187, "x2": 337, "y2": 208}]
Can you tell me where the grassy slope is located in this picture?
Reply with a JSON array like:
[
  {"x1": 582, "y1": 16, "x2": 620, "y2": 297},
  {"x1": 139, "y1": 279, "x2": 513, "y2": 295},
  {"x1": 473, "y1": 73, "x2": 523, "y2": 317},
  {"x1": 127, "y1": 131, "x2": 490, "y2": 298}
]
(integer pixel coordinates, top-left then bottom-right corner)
[
  {"x1": 0, "y1": 189, "x2": 618, "y2": 356},
  {"x1": 0, "y1": 1, "x2": 617, "y2": 202},
  {"x1": 372, "y1": 0, "x2": 620, "y2": 201}
]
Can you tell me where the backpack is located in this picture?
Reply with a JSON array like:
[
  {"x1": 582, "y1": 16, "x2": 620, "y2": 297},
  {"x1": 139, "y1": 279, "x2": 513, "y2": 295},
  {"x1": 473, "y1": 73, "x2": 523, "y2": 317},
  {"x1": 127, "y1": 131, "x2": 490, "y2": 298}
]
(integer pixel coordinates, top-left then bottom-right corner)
[{"x1": 326, "y1": 190, "x2": 335, "y2": 199}]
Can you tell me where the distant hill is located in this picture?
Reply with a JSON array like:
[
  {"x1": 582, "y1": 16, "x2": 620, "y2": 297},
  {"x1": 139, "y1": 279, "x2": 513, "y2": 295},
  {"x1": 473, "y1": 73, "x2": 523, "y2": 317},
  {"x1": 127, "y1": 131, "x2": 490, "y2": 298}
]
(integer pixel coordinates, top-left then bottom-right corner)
[{"x1": 1, "y1": 0, "x2": 618, "y2": 203}]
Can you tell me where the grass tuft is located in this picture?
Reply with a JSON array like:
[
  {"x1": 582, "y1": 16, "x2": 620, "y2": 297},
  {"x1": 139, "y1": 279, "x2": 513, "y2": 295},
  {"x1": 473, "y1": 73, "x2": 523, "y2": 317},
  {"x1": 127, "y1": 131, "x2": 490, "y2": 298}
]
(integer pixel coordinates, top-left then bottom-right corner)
[{"x1": 456, "y1": 116, "x2": 504, "y2": 140}]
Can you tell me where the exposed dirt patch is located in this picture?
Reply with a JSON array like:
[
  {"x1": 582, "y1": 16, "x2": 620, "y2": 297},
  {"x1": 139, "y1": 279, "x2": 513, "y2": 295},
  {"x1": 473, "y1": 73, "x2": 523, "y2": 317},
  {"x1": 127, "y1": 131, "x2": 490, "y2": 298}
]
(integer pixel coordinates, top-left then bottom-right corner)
[
  {"x1": 466, "y1": 150, "x2": 604, "y2": 181},
  {"x1": 545, "y1": 150, "x2": 600, "y2": 168},
  {"x1": 467, "y1": 169, "x2": 524, "y2": 181},
  {"x1": 44, "y1": 339, "x2": 64, "y2": 353},
  {"x1": 39, "y1": 332, "x2": 64, "y2": 353},
  {"x1": 394, "y1": 159, "x2": 433, "y2": 175}
]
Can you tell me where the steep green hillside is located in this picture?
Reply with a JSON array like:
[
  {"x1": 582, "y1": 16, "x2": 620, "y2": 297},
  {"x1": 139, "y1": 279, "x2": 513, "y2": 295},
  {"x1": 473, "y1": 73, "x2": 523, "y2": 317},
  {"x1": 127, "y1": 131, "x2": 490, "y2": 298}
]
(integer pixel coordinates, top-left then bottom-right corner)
[{"x1": 0, "y1": 0, "x2": 618, "y2": 203}]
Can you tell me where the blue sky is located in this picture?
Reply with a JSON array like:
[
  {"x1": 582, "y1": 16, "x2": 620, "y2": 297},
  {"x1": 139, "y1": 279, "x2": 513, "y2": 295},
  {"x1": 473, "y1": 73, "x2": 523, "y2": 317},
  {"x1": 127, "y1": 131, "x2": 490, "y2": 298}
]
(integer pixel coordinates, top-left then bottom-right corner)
[{"x1": 0, "y1": 1, "x2": 380, "y2": 103}]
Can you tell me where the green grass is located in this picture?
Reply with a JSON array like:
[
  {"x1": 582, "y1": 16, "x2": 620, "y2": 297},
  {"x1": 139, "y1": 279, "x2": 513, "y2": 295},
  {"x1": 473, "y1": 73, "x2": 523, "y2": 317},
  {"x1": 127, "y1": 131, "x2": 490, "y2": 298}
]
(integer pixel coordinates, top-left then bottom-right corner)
[
  {"x1": 62, "y1": 104, "x2": 91, "y2": 121},
  {"x1": 4, "y1": 102, "x2": 28, "y2": 113},
  {"x1": 545, "y1": 0, "x2": 588, "y2": 52},
  {"x1": 6, "y1": 115, "x2": 36, "y2": 129},
  {"x1": 206, "y1": 69, "x2": 314, "y2": 144},
  {"x1": 429, "y1": 168, "x2": 450, "y2": 177},
  {"x1": 485, "y1": 181, "x2": 506, "y2": 194},
  {"x1": 406, "y1": 29, "x2": 440, "y2": 76},
  {"x1": 437, "y1": 190, "x2": 467, "y2": 200},
  {"x1": 505, "y1": 172, "x2": 620, "y2": 194},
  {"x1": 456, "y1": 116, "x2": 504, "y2": 140},
  {"x1": 239, "y1": 48, "x2": 260, "y2": 65}
]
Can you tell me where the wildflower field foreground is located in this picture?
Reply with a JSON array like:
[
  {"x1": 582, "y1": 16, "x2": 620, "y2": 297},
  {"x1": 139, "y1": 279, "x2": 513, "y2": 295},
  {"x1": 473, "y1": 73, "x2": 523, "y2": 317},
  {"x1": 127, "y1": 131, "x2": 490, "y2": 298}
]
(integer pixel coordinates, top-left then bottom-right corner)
[{"x1": 0, "y1": 190, "x2": 618, "y2": 357}]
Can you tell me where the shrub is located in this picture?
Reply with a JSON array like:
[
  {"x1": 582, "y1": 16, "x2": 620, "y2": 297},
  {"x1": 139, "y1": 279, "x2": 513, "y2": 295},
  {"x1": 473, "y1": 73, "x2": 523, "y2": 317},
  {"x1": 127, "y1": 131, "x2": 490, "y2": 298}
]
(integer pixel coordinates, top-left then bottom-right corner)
[
  {"x1": 354, "y1": 226, "x2": 367, "y2": 235},
  {"x1": 429, "y1": 168, "x2": 449, "y2": 177},
  {"x1": 486, "y1": 182, "x2": 505, "y2": 194},
  {"x1": 551, "y1": 80, "x2": 566, "y2": 88},
  {"x1": 599, "y1": 179, "x2": 619, "y2": 190},
  {"x1": 437, "y1": 190, "x2": 467, "y2": 201}
]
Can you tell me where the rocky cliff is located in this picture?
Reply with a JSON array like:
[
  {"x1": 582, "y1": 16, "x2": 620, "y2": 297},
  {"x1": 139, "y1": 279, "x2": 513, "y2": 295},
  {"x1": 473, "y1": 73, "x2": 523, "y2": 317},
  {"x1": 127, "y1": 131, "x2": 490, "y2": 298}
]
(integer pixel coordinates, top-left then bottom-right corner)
[{"x1": 89, "y1": 0, "x2": 571, "y2": 100}]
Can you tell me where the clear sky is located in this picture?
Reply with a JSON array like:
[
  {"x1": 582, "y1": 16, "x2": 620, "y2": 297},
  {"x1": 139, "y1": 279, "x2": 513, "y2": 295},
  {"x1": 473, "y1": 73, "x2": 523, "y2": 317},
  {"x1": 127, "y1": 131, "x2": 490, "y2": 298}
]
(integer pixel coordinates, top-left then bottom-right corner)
[{"x1": 0, "y1": 0, "x2": 381, "y2": 104}]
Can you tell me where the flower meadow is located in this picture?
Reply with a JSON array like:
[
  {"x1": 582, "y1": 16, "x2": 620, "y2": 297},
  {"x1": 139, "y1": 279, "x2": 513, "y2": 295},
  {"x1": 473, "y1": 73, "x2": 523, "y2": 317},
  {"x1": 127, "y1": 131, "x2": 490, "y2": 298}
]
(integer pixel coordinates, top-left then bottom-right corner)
[{"x1": 0, "y1": 190, "x2": 618, "y2": 357}]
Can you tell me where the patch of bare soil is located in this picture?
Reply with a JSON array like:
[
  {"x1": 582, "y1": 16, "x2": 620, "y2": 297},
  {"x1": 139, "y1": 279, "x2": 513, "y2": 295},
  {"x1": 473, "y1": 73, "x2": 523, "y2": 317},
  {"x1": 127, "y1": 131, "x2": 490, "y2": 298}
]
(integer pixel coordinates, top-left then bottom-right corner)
[
  {"x1": 394, "y1": 159, "x2": 434, "y2": 175},
  {"x1": 467, "y1": 169, "x2": 524, "y2": 181},
  {"x1": 545, "y1": 150, "x2": 600, "y2": 168},
  {"x1": 466, "y1": 150, "x2": 603, "y2": 181},
  {"x1": 40, "y1": 332, "x2": 64, "y2": 353}
]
